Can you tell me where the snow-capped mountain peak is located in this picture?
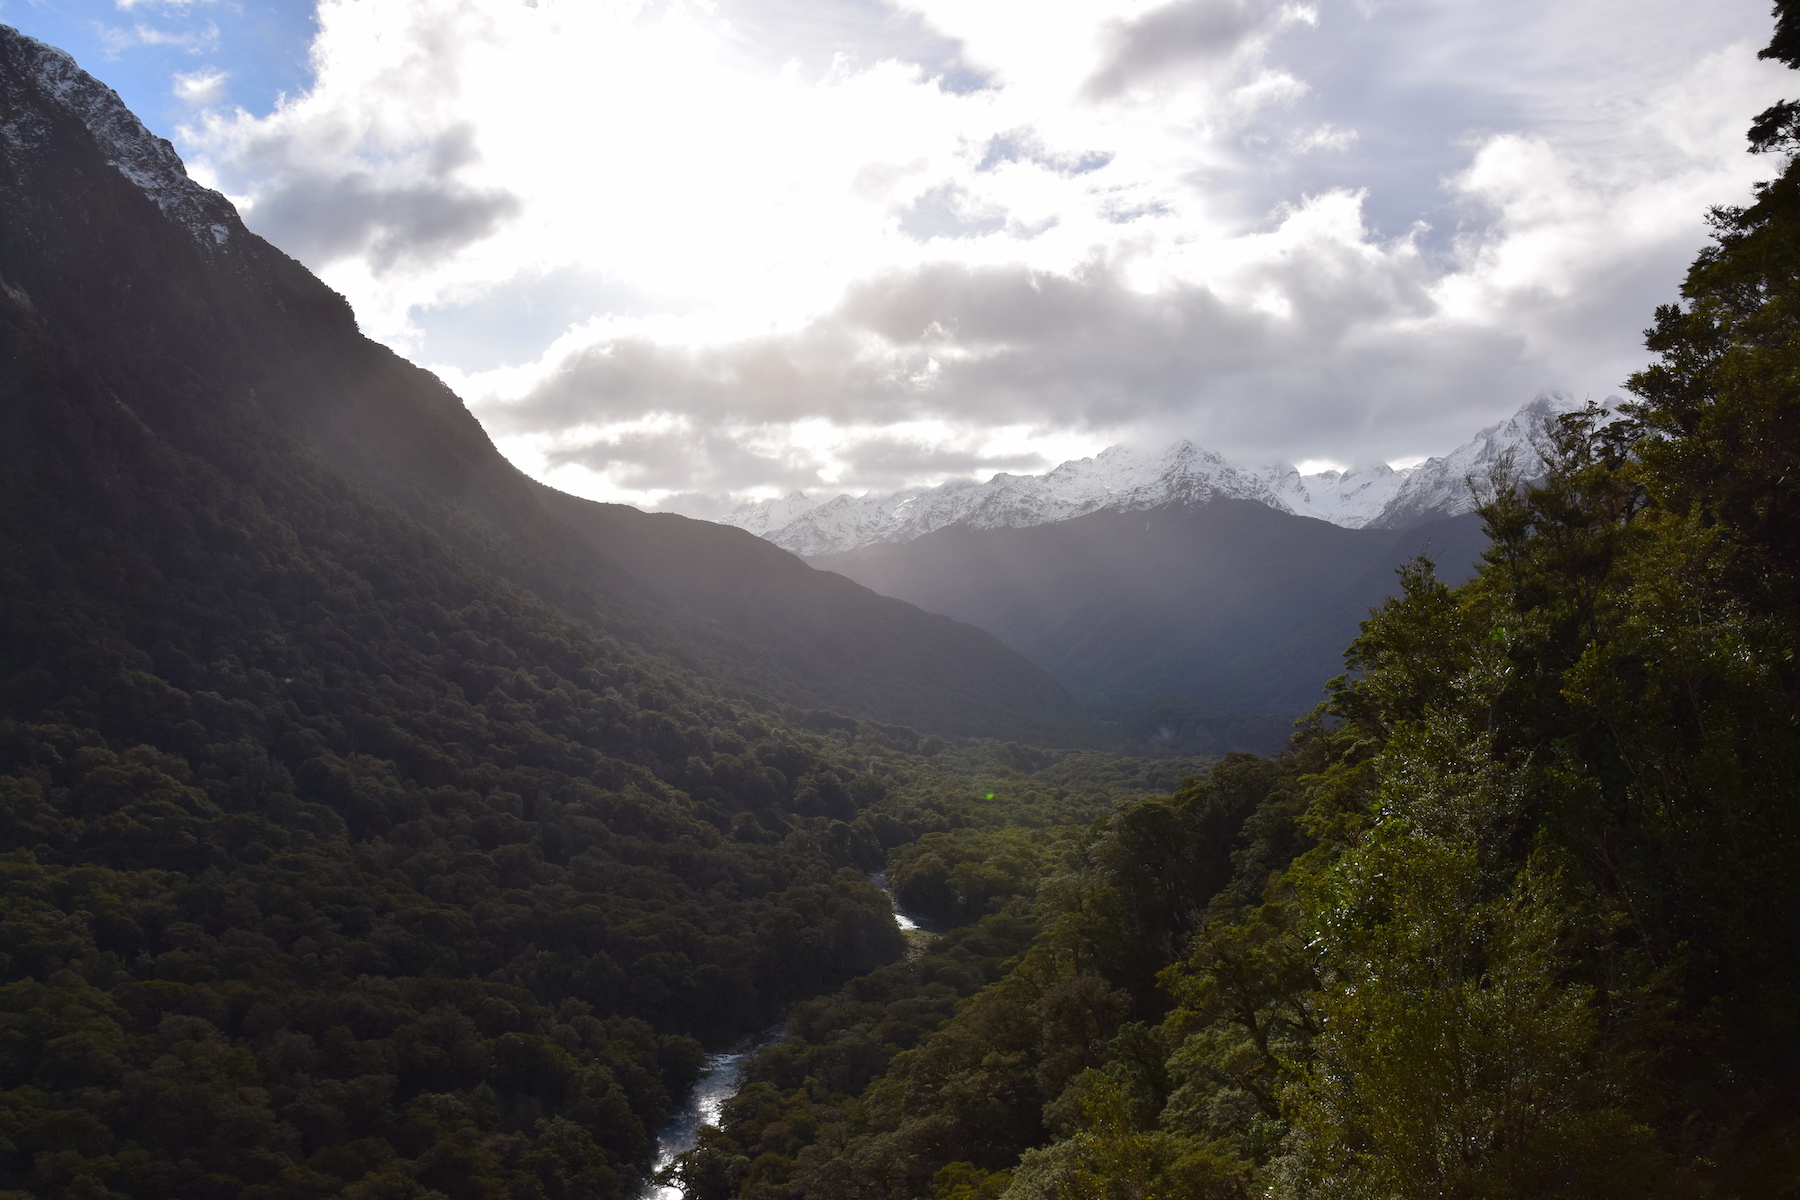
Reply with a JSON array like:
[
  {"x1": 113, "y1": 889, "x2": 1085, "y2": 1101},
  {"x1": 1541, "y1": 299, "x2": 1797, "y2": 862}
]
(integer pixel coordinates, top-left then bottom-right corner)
[
  {"x1": 1263, "y1": 460, "x2": 1411, "y2": 527},
  {"x1": 1369, "y1": 393, "x2": 1585, "y2": 529},
  {"x1": 717, "y1": 394, "x2": 1594, "y2": 556},
  {"x1": 1, "y1": 30, "x2": 242, "y2": 250},
  {"x1": 720, "y1": 439, "x2": 1301, "y2": 557},
  {"x1": 722, "y1": 491, "x2": 824, "y2": 538}
]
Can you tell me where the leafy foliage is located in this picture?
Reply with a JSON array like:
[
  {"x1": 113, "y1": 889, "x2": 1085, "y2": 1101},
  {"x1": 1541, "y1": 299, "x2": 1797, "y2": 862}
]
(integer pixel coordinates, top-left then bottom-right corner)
[
  {"x1": 675, "y1": 755, "x2": 1271, "y2": 1200},
  {"x1": 0, "y1": 312, "x2": 931, "y2": 1199},
  {"x1": 688, "y1": 10, "x2": 1800, "y2": 1194}
]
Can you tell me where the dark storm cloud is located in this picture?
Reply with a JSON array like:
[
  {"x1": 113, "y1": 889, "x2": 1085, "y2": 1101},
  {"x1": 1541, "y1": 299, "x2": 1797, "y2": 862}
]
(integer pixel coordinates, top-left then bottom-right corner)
[
  {"x1": 1085, "y1": 0, "x2": 1282, "y2": 100},
  {"x1": 239, "y1": 124, "x2": 520, "y2": 272}
]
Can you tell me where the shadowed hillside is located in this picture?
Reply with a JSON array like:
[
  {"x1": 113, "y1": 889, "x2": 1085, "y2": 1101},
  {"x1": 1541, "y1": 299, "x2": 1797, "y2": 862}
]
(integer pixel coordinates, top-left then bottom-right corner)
[
  {"x1": 529, "y1": 485, "x2": 1089, "y2": 743},
  {"x1": 0, "y1": 26, "x2": 1110, "y2": 1199},
  {"x1": 0, "y1": 27, "x2": 1087, "y2": 748},
  {"x1": 814, "y1": 500, "x2": 1489, "y2": 714}
]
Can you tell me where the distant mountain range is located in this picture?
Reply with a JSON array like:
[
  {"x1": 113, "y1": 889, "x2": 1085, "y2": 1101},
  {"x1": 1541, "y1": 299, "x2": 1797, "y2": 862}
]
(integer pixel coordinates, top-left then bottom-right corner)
[
  {"x1": 721, "y1": 395, "x2": 1588, "y2": 556},
  {"x1": 712, "y1": 392, "x2": 1590, "y2": 739},
  {"x1": 814, "y1": 502, "x2": 1492, "y2": 732}
]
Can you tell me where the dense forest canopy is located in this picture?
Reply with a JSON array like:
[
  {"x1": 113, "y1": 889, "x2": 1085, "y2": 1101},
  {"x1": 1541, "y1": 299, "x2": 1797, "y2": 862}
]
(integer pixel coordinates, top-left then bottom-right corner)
[{"x1": 4, "y1": 2, "x2": 1800, "y2": 1198}]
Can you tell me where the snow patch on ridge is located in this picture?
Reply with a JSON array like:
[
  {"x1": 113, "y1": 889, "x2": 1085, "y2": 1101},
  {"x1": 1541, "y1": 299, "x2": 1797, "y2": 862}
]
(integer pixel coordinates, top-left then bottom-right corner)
[
  {"x1": 0, "y1": 27, "x2": 243, "y2": 250},
  {"x1": 1368, "y1": 394, "x2": 1586, "y2": 529},
  {"x1": 724, "y1": 441, "x2": 1295, "y2": 558},
  {"x1": 720, "y1": 395, "x2": 1595, "y2": 556},
  {"x1": 1264, "y1": 461, "x2": 1410, "y2": 527}
]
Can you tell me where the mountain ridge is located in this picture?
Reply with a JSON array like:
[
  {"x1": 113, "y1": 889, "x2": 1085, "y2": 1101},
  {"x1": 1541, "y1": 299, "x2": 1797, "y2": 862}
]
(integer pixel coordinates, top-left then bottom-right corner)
[
  {"x1": 721, "y1": 393, "x2": 1588, "y2": 555},
  {"x1": 0, "y1": 26, "x2": 953, "y2": 1197},
  {"x1": 525, "y1": 483, "x2": 1091, "y2": 741},
  {"x1": 2, "y1": 28, "x2": 241, "y2": 247}
]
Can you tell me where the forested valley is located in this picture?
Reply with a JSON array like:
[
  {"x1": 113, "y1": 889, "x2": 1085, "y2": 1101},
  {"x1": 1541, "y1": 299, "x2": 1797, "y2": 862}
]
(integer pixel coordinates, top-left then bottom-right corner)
[
  {"x1": 664, "y1": 11, "x2": 1800, "y2": 1198},
  {"x1": 3, "y1": 4, "x2": 1800, "y2": 1200},
  {"x1": 0, "y1": 24, "x2": 1199, "y2": 1199}
]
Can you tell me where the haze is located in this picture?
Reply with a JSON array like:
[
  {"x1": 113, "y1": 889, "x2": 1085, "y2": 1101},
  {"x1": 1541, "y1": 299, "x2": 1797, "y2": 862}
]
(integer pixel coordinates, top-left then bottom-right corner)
[{"x1": 7, "y1": 0, "x2": 1786, "y2": 515}]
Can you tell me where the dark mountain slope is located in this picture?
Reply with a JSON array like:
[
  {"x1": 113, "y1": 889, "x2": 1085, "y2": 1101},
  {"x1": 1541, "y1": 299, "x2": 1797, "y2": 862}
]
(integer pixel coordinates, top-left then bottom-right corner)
[
  {"x1": 0, "y1": 27, "x2": 1081, "y2": 744},
  {"x1": 0, "y1": 27, "x2": 1079, "y2": 1200},
  {"x1": 530, "y1": 485, "x2": 1087, "y2": 741},
  {"x1": 814, "y1": 500, "x2": 1489, "y2": 714}
]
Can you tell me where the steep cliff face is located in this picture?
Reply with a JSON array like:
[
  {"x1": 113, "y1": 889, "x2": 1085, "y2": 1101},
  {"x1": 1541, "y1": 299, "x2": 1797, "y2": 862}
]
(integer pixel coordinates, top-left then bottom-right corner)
[
  {"x1": 528, "y1": 484, "x2": 1088, "y2": 741},
  {"x1": 0, "y1": 25, "x2": 1085, "y2": 743},
  {"x1": 1, "y1": 29, "x2": 244, "y2": 247}
]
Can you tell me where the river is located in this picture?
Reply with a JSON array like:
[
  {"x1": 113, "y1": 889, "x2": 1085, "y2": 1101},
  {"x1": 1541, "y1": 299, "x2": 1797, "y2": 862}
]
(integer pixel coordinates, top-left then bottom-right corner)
[
  {"x1": 636, "y1": 1023, "x2": 788, "y2": 1200},
  {"x1": 870, "y1": 870, "x2": 942, "y2": 957},
  {"x1": 635, "y1": 873, "x2": 936, "y2": 1198}
]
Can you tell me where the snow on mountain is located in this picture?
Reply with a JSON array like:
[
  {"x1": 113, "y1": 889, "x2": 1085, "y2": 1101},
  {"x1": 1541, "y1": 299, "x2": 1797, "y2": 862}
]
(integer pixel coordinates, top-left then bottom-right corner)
[
  {"x1": 721, "y1": 441, "x2": 1292, "y2": 557},
  {"x1": 1368, "y1": 393, "x2": 1588, "y2": 529},
  {"x1": 1, "y1": 30, "x2": 242, "y2": 249},
  {"x1": 723, "y1": 491, "x2": 829, "y2": 538},
  {"x1": 1264, "y1": 461, "x2": 1409, "y2": 527},
  {"x1": 718, "y1": 395, "x2": 1595, "y2": 555}
]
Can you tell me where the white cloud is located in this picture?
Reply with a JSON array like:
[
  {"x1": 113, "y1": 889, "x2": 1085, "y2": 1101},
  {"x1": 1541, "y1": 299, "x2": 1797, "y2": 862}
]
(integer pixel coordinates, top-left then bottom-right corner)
[
  {"x1": 172, "y1": 66, "x2": 227, "y2": 106},
  {"x1": 100, "y1": 20, "x2": 220, "y2": 55},
  {"x1": 1291, "y1": 123, "x2": 1355, "y2": 152},
  {"x1": 1082, "y1": 0, "x2": 1314, "y2": 100},
  {"x1": 177, "y1": 0, "x2": 1793, "y2": 514}
]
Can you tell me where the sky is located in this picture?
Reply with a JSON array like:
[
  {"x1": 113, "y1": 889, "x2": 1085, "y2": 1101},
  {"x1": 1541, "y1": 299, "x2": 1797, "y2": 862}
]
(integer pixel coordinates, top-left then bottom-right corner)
[{"x1": 3, "y1": 0, "x2": 1792, "y2": 514}]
